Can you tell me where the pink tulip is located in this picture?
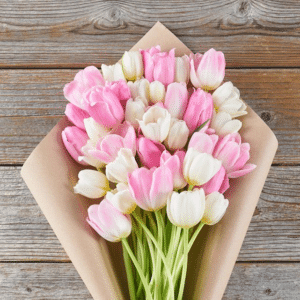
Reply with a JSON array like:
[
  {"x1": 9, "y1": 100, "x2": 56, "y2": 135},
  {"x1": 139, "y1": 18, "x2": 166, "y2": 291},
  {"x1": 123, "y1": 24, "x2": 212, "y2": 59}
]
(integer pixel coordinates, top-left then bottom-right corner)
[
  {"x1": 105, "y1": 79, "x2": 131, "y2": 107},
  {"x1": 65, "y1": 103, "x2": 90, "y2": 130},
  {"x1": 188, "y1": 132, "x2": 219, "y2": 155},
  {"x1": 190, "y1": 48, "x2": 225, "y2": 91},
  {"x1": 63, "y1": 66, "x2": 105, "y2": 109},
  {"x1": 62, "y1": 126, "x2": 89, "y2": 165},
  {"x1": 200, "y1": 166, "x2": 230, "y2": 194},
  {"x1": 137, "y1": 137, "x2": 165, "y2": 169},
  {"x1": 141, "y1": 46, "x2": 175, "y2": 86},
  {"x1": 213, "y1": 132, "x2": 256, "y2": 178},
  {"x1": 160, "y1": 150, "x2": 187, "y2": 190},
  {"x1": 87, "y1": 200, "x2": 132, "y2": 242},
  {"x1": 183, "y1": 89, "x2": 213, "y2": 133},
  {"x1": 84, "y1": 86, "x2": 124, "y2": 128},
  {"x1": 164, "y1": 82, "x2": 188, "y2": 119},
  {"x1": 88, "y1": 122, "x2": 136, "y2": 164},
  {"x1": 128, "y1": 165, "x2": 173, "y2": 211}
]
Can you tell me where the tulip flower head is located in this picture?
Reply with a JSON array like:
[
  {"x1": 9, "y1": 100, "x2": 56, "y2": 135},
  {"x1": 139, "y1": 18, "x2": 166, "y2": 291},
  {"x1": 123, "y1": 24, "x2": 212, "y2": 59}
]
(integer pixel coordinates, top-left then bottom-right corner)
[
  {"x1": 62, "y1": 126, "x2": 89, "y2": 165},
  {"x1": 183, "y1": 148, "x2": 222, "y2": 186},
  {"x1": 139, "y1": 105, "x2": 172, "y2": 143},
  {"x1": 201, "y1": 192, "x2": 229, "y2": 225},
  {"x1": 165, "y1": 118, "x2": 189, "y2": 151},
  {"x1": 65, "y1": 103, "x2": 90, "y2": 130},
  {"x1": 190, "y1": 48, "x2": 225, "y2": 91},
  {"x1": 122, "y1": 51, "x2": 144, "y2": 81},
  {"x1": 106, "y1": 183, "x2": 137, "y2": 214},
  {"x1": 167, "y1": 188, "x2": 206, "y2": 228},
  {"x1": 74, "y1": 169, "x2": 110, "y2": 199},
  {"x1": 106, "y1": 148, "x2": 139, "y2": 183},
  {"x1": 101, "y1": 63, "x2": 125, "y2": 82},
  {"x1": 64, "y1": 66, "x2": 105, "y2": 109},
  {"x1": 128, "y1": 165, "x2": 173, "y2": 211},
  {"x1": 174, "y1": 55, "x2": 190, "y2": 83},
  {"x1": 87, "y1": 200, "x2": 132, "y2": 242},
  {"x1": 125, "y1": 97, "x2": 147, "y2": 128}
]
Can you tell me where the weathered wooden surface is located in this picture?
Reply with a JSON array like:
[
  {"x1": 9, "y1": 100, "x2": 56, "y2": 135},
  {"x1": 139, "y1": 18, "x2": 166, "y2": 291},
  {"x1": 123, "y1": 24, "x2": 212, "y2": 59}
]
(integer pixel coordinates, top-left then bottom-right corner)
[
  {"x1": 0, "y1": 262, "x2": 299, "y2": 299},
  {"x1": 1, "y1": 69, "x2": 299, "y2": 165},
  {"x1": 0, "y1": 166, "x2": 299, "y2": 262},
  {"x1": 1, "y1": 1, "x2": 300, "y2": 68},
  {"x1": 0, "y1": 0, "x2": 300, "y2": 298}
]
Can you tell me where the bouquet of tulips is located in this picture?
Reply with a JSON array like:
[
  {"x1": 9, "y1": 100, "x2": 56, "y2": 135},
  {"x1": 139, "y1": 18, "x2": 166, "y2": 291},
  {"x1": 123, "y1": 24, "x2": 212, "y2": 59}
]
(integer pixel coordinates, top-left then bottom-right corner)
[{"x1": 61, "y1": 45, "x2": 256, "y2": 300}]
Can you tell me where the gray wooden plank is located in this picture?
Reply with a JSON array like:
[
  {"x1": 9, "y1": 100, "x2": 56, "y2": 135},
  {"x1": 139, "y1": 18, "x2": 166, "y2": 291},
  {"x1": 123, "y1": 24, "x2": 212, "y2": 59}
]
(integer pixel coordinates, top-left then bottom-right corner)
[
  {"x1": 0, "y1": 69, "x2": 299, "y2": 165},
  {"x1": 0, "y1": 0, "x2": 300, "y2": 67},
  {"x1": 0, "y1": 166, "x2": 299, "y2": 262},
  {"x1": 0, "y1": 262, "x2": 299, "y2": 299}
]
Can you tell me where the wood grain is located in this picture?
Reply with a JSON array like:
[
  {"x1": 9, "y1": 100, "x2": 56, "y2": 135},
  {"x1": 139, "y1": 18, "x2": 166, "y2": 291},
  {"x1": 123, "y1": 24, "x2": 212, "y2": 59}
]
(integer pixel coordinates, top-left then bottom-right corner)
[
  {"x1": 0, "y1": 1, "x2": 300, "y2": 68},
  {"x1": 0, "y1": 69, "x2": 299, "y2": 164},
  {"x1": 0, "y1": 262, "x2": 299, "y2": 299},
  {"x1": 0, "y1": 166, "x2": 299, "y2": 262}
]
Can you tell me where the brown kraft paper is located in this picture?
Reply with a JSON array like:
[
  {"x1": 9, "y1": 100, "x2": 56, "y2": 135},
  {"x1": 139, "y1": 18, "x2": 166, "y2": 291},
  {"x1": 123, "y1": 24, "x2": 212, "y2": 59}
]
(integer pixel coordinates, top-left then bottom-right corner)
[{"x1": 21, "y1": 21, "x2": 278, "y2": 300}]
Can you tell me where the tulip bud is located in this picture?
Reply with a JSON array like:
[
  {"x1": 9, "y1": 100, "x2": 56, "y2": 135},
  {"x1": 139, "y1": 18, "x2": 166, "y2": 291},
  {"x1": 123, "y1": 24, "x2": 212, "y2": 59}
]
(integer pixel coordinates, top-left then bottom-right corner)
[
  {"x1": 128, "y1": 165, "x2": 173, "y2": 211},
  {"x1": 87, "y1": 200, "x2": 132, "y2": 242},
  {"x1": 137, "y1": 137, "x2": 165, "y2": 169},
  {"x1": 101, "y1": 63, "x2": 125, "y2": 82},
  {"x1": 62, "y1": 126, "x2": 89, "y2": 165},
  {"x1": 78, "y1": 140, "x2": 105, "y2": 169},
  {"x1": 210, "y1": 111, "x2": 242, "y2": 136},
  {"x1": 106, "y1": 183, "x2": 137, "y2": 214},
  {"x1": 83, "y1": 117, "x2": 110, "y2": 143},
  {"x1": 106, "y1": 148, "x2": 138, "y2": 183},
  {"x1": 125, "y1": 98, "x2": 146, "y2": 128},
  {"x1": 183, "y1": 148, "x2": 222, "y2": 186},
  {"x1": 105, "y1": 79, "x2": 131, "y2": 104},
  {"x1": 174, "y1": 55, "x2": 190, "y2": 83},
  {"x1": 74, "y1": 169, "x2": 109, "y2": 199},
  {"x1": 212, "y1": 81, "x2": 247, "y2": 118},
  {"x1": 165, "y1": 118, "x2": 189, "y2": 150},
  {"x1": 190, "y1": 48, "x2": 225, "y2": 91},
  {"x1": 164, "y1": 82, "x2": 188, "y2": 119},
  {"x1": 167, "y1": 189, "x2": 206, "y2": 228},
  {"x1": 127, "y1": 79, "x2": 150, "y2": 104},
  {"x1": 149, "y1": 81, "x2": 166, "y2": 104},
  {"x1": 65, "y1": 103, "x2": 90, "y2": 130},
  {"x1": 84, "y1": 86, "x2": 124, "y2": 129},
  {"x1": 188, "y1": 132, "x2": 219, "y2": 155},
  {"x1": 201, "y1": 192, "x2": 229, "y2": 225},
  {"x1": 160, "y1": 150, "x2": 187, "y2": 190},
  {"x1": 139, "y1": 106, "x2": 171, "y2": 143},
  {"x1": 122, "y1": 51, "x2": 144, "y2": 81},
  {"x1": 183, "y1": 89, "x2": 213, "y2": 134}
]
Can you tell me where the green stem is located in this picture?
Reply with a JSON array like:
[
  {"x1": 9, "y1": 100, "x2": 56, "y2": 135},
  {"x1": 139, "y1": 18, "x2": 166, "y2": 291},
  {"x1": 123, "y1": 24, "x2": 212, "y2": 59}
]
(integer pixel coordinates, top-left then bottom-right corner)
[
  {"x1": 177, "y1": 228, "x2": 189, "y2": 300},
  {"x1": 188, "y1": 222, "x2": 205, "y2": 251},
  {"x1": 132, "y1": 211, "x2": 175, "y2": 300},
  {"x1": 188, "y1": 184, "x2": 194, "y2": 191},
  {"x1": 122, "y1": 240, "x2": 136, "y2": 300},
  {"x1": 122, "y1": 239, "x2": 153, "y2": 300}
]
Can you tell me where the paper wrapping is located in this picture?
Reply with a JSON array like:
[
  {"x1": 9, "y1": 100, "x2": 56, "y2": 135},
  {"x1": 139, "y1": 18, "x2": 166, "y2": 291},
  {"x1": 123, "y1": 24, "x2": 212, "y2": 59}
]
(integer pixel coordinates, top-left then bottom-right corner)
[{"x1": 21, "y1": 22, "x2": 278, "y2": 300}]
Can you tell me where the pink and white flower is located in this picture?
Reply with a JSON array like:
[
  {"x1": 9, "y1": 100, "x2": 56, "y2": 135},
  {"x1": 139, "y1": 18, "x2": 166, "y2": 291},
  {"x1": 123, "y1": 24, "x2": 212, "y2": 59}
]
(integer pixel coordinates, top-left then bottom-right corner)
[
  {"x1": 87, "y1": 200, "x2": 132, "y2": 242},
  {"x1": 128, "y1": 165, "x2": 173, "y2": 211}
]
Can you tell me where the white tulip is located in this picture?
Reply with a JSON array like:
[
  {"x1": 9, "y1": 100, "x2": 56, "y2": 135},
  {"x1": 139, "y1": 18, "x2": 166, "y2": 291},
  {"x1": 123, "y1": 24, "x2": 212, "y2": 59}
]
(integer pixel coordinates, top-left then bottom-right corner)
[
  {"x1": 149, "y1": 81, "x2": 165, "y2": 104},
  {"x1": 125, "y1": 97, "x2": 146, "y2": 128},
  {"x1": 167, "y1": 189, "x2": 206, "y2": 228},
  {"x1": 212, "y1": 81, "x2": 247, "y2": 118},
  {"x1": 210, "y1": 111, "x2": 242, "y2": 136},
  {"x1": 106, "y1": 183, "x2": 137, "y2": 214},
  {"x1": 101, "y1": 63, "x2": 125, "y2": 82},
  {"x1": 183, "y1": 148, "x2": 222, "y2": 186},
  {"x1": 106, "y1": 148, "x2": 138, "y2": 183},
  {"x1": 83, "y1": 117, "x2": 110, "y2": 143},
  {"x1": 165, "y1": 118, "x2": 189, "y2": 150},
  {"x1": 139, "y1": 105, "x2": 171, "y2": 143},
  {"x1": 127, "y1": 78, "x2": 150, "y2": 104},
  {"x1": 174, "y1": 55, "x2": 190, "y2": 83},
  {"x1": 74, "y1": 169, "x2": 109, "y2": 199},
  {"x1": 202, "y1": 192, "x2": 229, "y2": 225},
  {"x1": 78, "y1": 140, "x2": 104, "y2": 169},
  {"x1": 122, "y1": 51, "x2": 143, "y2": 81}
]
